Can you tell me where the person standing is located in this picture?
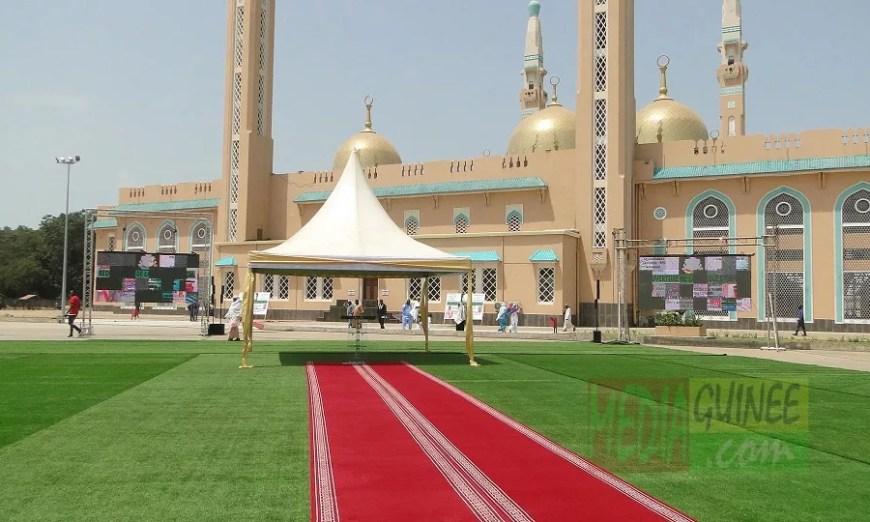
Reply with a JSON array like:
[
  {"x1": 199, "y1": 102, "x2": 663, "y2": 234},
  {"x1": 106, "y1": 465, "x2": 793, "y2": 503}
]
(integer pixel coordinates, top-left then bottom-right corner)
[
  {"x1": 352, "y1": 299, "x2": 364, "y2": 330},
  {"x1": 794, "y1": 304, "x2": 807, "y2": 336},
  {"x1": 131, "y1": 297, "x2": 141, "y2": 320},
  {"x1": 377, "y1": 299, "x2": 387, "y2": 329},
  {"x1": 187, "y1": 301, "x2": 198, "y2": 321},
  {"x1": 225, "y1": 296, "x2": 242, "y2": 341},
  {"x1": 562, "y1": 304, "x2": 573, "y2": 332},
  {"x1": 66, "y1": 290, "x2": 82, "y2": 337},
  {"x1": 401, "y1": 299, "x2": 413, "y2": 330},
  {"x1": 346, "y1": 300, "x2": 355, "y2": 328},
  {"x1": 509, "y1": 302, "x2": 522, "y2": 334},
  {"x1": 496, "y1": 303, "x2": 509, "y2": 333},
  {"x1": 454, "y1": 294, "x2": 467, "y2": 331}
]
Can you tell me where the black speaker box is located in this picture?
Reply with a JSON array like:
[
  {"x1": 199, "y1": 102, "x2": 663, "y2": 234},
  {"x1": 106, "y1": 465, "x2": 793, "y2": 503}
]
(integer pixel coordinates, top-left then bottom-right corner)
[{"x1": 207, "y1": 323, "x2": 225, "y2": 336}]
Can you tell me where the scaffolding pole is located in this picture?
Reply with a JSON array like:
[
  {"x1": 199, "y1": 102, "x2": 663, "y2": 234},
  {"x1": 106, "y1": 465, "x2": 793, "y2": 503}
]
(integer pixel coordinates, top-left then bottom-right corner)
[
  {"x1": 80, "y1": 209, "x2": 96, "y2": 336},
  {"x1": 761, "y1": 226, "x2": 783, "y2": 350}
]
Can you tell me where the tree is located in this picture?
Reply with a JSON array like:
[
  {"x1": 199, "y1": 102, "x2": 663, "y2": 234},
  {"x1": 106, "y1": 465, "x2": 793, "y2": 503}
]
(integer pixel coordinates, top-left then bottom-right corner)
[
  {"x1": 36, "y1": 212, "x2": 85, "y2": 300},
  {"x1": 0, "y1": 212, "x2": 86, "y2": 303}
]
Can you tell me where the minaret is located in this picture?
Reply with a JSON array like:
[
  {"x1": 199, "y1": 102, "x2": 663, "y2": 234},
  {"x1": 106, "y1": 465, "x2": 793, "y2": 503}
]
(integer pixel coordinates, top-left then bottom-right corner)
[
  {"x1": 520, "y1": 0, "x2": 548, "y2": 117},
  {"x1": 218, "y1": 0, "x2": 276, "y2": 243},
  {"x1": 575, "y1": 0, "x2": 635, "y2": 319},
  {"x1": 717, "y1": 0, "x2": 748, "y2": 137}
]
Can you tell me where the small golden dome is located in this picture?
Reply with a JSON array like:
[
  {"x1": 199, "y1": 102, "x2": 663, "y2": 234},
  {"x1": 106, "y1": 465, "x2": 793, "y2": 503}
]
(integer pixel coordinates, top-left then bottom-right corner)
[
  {"x1": 506, "y1": 103, "x2": 576, "y2": 155},
  {"x1": 636, "y1": 99, "x2": 708, "y2": 145},
  {"x1": 332, "y1": 97, "x2": 402, "y2": 171},
  {"x1": 636, "y1": 56, "x2": 708, "y2": 145}
]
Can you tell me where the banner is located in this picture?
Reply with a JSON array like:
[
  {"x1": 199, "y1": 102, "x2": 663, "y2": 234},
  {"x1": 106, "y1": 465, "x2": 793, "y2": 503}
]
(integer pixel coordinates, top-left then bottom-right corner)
[
  {"x1": 443, "y1": 293, "x2": 485, "y2": 322},
  {"x1": 95, "y1": 251, "x2": 199, "y2": 305},
  {"x1": 253, "y1": 292, "x2": 271, "y2": 316},
  {"x1": 638, "y1": 254, "x2": 752, "y2": 312}
]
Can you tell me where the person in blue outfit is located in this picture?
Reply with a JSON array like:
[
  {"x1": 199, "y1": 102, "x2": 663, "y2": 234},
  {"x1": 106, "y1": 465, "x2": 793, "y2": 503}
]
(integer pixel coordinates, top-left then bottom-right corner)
[
  {"x1": 401, "y1": 299, "x2": 413, "y2": 330},
  {"x1": 496, "y1": 303, "x2": 510, "y2": 332}
]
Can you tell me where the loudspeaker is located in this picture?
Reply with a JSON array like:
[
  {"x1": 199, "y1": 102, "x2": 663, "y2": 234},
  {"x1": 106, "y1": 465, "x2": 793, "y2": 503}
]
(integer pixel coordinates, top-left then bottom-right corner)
[{"x1": 207, "y1": 323, "x2": 225, "y2": 336}]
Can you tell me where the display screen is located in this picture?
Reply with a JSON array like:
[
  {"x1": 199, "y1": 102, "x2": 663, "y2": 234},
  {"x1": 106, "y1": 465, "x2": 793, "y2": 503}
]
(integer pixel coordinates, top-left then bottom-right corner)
[
  {"x1": 94, "y1": 251, "x2": 199, "y2": 305},
  {"x1": 637, "y1": 255, "x2": 752, "y2": 312}
]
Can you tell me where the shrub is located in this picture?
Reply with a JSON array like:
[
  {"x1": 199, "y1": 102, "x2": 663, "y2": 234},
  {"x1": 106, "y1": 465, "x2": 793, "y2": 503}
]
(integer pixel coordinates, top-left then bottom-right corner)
[{"x1": 654, "y1": 311, "x2": 703, "y2": 327}]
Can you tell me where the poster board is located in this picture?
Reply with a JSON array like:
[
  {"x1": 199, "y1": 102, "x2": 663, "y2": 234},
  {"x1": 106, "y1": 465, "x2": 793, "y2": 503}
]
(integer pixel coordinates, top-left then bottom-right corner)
[
  {"x1": 252, "y1": 292, "x2": 271, "y2": 316},
  {"x1": 95, "y1": 251, "x2": 199, "y2": 305},
  {"x1": 443, "y1": 293, "x2": 485, "y2": 322},
  {"x1": 637, "y1": 254, "x2": 752, "y2": 312}
]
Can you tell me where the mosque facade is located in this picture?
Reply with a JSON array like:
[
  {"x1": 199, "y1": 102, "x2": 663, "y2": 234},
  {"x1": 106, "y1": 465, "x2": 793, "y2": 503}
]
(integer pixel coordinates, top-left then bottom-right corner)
[{"x1": 92, "y1": 0, "x2": 870, "y2": 331}]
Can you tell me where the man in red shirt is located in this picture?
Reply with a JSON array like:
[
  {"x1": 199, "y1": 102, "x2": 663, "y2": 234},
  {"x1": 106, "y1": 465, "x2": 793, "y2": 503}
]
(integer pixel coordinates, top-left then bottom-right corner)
[{"x1": 66, "y1": 291, "x2": 82, "y2": 337}]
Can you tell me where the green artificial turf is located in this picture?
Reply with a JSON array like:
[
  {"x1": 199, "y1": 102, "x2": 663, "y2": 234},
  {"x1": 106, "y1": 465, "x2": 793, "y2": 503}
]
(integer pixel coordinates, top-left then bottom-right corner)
[{"x1": 1, "y1": 339, "x2": 869, "y2": 521}]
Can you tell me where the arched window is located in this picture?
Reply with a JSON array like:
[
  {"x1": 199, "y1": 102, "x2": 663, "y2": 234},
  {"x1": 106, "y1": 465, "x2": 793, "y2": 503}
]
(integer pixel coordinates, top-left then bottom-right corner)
[
  {"x1": 126, "y1": 223, "x2": 146, "y2": 251},
  {"x1": 506, "y1": 210, "x2": 523, "y2": 232},
  {"x1": 158, "y1": 221, "x2": 177, "y2": 252},
  {"x1": 690, "y1": 195, "x2": 731, "y2": 254},
  {"x1": 759, "y1": 189, "x2": 811, "y2": 322},
  {"x1": 688, "y1": 193, "x2": 734, "y2": 320},
  {"x1": 191, "y1": 222, "x2": 211, "y2": 249},
  {"x1": 405, "y1": 215, "x2": 419, "y2": 235},
  {"x1": 837, "y1": 184, "x2": 870, "y2": 323},
  {"x1": 728, "y1": 116, "x2": 736, "y2": 137},
  {"x1": 454, "y1": 214, "x2": 469, "y2": 234}
]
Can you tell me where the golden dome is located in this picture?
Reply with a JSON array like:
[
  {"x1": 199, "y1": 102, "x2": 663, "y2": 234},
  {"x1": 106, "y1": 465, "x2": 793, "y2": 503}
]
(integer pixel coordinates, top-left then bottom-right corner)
[
  {"x1": 636, "y1": 57, "x2": 708, "y2": 145},
  {"x1": 332, "y1": 97, "x2": 402, "y2": 171},
  {"x1": 506, "y1": 102, "x2": 576, "y2": 155}
]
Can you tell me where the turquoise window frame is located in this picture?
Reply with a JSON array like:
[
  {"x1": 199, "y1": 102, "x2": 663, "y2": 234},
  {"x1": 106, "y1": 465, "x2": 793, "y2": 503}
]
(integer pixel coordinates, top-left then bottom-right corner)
[
  {"x1": 124, "y1": 222, "x2": 146, "y2": 251},
  {"x1": 685, "y1": 190, "x2": 738, "y2": 320},
  {"x1": 755, "y1": 187, "x2": 813, "y2": 323},
  {"x1": 834, "y1": 181, "x2": 870, "y2": 323}
]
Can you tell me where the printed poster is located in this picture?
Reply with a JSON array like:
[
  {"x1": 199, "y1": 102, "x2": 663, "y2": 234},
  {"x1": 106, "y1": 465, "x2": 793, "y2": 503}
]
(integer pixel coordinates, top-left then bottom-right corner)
[
  {"x1": 704, "y1": 256, "x2": 723, "y2": 272},
  {"x1": 253, "y1": 291, "x2": 271, "y2": 316}
]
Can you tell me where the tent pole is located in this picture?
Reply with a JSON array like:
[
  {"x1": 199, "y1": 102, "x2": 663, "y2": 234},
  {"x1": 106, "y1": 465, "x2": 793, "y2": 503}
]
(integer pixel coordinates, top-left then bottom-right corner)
[
  {"x1": 239, "y1": 270, "x2": 256, "y2": 369},
  {"x1": 421, "y1": 276, "x2": 429, "y2": 352},
  {"x1": 465, "y1": 274, "x2": 478, "y2": 366}
]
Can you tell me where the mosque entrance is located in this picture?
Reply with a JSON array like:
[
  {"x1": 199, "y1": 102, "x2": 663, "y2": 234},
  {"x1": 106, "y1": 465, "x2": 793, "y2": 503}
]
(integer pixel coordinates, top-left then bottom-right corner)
[{"x1": 363, "y1": 278, "x2": 379, "y2": 301}]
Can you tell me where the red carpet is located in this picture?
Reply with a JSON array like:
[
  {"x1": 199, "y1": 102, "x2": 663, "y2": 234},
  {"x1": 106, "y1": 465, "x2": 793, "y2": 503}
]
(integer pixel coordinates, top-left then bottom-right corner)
[{"x1": 308, "y1": 363, "x2": 693, "y2": 521}]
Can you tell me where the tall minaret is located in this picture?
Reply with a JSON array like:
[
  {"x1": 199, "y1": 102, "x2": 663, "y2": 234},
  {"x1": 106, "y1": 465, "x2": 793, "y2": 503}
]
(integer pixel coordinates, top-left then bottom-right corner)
[
  {"x1": 575, "y1": 0, "x2": 634, "y2": 251},
  {"x1": 575, "y1": 0, "x2": 635, "y2": 316},
  {"x1": 717, "y1": 0, "x2": 748, "y2": 137},
  {"x1": 218, "y1": 0, "x2": 276, "y2": 243},
  {"x1": 520, "y1": 0, "x2": 548, "y2": 117}
]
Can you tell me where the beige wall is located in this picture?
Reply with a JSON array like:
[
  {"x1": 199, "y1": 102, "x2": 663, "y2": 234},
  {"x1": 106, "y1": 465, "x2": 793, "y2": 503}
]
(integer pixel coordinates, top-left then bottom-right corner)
[{"x1": 637, "y1": 170, "x2": 870, "y2": 324}]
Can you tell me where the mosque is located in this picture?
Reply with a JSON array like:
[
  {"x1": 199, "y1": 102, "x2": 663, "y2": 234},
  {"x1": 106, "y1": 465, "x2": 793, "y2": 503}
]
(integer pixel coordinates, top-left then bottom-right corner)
[{"x1": 91, "y1": 0, "x2": 870, "y2": 332}]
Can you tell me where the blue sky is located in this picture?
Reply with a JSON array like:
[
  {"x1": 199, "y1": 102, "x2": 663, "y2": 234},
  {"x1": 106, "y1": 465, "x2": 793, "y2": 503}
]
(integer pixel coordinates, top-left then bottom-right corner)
[{"x1": 2, "y1": 1, "x2": 868, "y2": 227}]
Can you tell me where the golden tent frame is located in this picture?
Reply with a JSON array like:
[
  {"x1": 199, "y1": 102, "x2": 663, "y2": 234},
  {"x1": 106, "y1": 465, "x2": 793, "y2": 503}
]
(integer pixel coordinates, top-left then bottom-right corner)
[
  {"x1": 237, "y1": 266, "x2": 477, "y2": 368},
  {"x1": 237, "y1": 150, "x2": 478, "y2": 368}
]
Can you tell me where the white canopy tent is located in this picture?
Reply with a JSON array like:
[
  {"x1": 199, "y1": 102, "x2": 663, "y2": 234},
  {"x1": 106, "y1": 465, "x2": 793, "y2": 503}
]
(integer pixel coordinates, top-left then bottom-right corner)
[{"x1": 239, "y1": 150, "x2": 476, "y2": 367}]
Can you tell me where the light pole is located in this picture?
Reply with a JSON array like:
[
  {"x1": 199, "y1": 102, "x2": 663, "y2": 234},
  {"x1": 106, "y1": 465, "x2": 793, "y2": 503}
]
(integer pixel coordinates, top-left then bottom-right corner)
[{"x1": 55, "y1": 155, "x2": 80, "y2": 316}]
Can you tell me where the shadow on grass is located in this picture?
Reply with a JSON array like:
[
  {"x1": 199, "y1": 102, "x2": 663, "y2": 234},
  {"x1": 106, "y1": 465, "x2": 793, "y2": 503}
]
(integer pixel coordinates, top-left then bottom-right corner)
[{"x1": 278, "y1": 351, "x2": 492, "y2": 367}]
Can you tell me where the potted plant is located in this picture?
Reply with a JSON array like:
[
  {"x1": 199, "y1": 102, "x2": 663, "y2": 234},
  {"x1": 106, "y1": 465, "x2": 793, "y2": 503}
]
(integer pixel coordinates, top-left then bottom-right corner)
[{"x1": 654, "y1": 311, "x2": 707, "y2": 337}]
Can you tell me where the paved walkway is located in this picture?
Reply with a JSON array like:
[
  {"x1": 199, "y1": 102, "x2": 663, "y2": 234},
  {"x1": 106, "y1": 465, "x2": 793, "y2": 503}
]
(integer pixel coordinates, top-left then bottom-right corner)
[{"x1": 648, "y1": 343, "x2": 870, "y2": 372}]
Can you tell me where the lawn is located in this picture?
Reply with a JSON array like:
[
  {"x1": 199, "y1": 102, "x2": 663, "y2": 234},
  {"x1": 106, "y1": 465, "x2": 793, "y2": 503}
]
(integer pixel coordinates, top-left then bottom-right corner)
[{"x1": 1, "y1": 339, "x2": 868, "y2": 521}]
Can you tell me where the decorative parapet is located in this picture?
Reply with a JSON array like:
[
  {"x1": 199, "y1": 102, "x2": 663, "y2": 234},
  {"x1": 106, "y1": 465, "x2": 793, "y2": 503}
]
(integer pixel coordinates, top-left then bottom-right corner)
[
  {"x1": 653, "y1": 154, "x2": 870, "y2": 180},
  {"x1": 294, "y1": 176, "x2": 547, "y2": 204}
]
